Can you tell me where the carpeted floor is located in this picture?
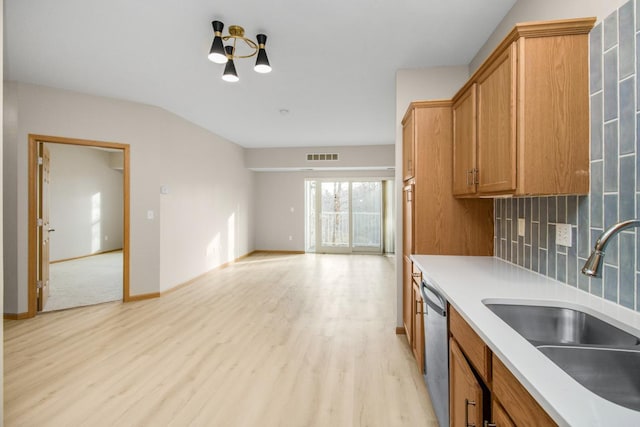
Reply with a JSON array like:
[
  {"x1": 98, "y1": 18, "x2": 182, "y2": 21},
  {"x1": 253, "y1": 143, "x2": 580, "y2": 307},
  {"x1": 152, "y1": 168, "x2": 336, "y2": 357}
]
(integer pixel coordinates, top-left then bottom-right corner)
[{"x1": 44, "y1": 250, "x2": 123, "y2": 311}]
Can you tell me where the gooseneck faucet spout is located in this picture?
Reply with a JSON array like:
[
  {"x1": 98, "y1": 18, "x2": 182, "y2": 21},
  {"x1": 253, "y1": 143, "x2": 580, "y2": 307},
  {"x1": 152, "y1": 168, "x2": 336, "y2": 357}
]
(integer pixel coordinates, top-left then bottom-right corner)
[{"x1": 582, "y1": 219, "x2": 640, "y2": 277}]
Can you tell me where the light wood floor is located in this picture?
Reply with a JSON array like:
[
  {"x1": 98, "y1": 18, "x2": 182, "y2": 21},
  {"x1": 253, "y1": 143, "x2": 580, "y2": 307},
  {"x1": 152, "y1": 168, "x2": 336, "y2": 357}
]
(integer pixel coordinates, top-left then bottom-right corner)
[{"x1": 4, "y1": 253, "x2": 437, "y2": 426}]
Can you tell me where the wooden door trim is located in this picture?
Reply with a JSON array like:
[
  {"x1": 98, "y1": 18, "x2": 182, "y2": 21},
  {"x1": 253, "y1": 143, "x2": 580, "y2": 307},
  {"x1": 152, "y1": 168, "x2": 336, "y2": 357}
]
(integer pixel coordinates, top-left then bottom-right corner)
[{"x1": 27, "y1": 134, "x2": 131, "y2": 318}]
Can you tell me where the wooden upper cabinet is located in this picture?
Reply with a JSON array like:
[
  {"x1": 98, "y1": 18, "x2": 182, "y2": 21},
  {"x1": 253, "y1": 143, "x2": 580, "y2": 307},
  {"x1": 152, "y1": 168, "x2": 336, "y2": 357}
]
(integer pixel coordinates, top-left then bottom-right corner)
[
  {"x1": 402, "y1": 110, "x2": 415, "y2": 181},
  {"x1": 477, "y1": 44, "x2": 517, "y2": 194},
  {"x1": 452, "y1": 84, "x2": 477, "y2": 196},
  {"x1": 404, "y1": 100, "x2": 493, "y2": 256},
  {"x1": 452, "y1": 17, "x2": 595, "y2": 197}
]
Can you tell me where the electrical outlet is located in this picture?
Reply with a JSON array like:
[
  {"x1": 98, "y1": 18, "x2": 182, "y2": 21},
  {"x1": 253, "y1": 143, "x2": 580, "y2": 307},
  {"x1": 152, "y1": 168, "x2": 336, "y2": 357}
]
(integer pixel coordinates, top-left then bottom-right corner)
[
  {"x1": 289, "y1": 235, "x2": 293, "y2": 241},
  {"x1": 556, "y1": 223, "x2": 572, "y2": 247},
  {"x1": 517, "y1": 218, "x2": 525, "y2": 237},
  {"x1": 147, "y1": 210, "x2": 154, "y2": 220}
]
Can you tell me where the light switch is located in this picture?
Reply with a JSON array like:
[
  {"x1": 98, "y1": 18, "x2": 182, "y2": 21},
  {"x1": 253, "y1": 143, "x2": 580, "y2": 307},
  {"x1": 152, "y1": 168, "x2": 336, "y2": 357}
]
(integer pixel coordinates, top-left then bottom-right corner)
[
  {"x1": 517, "y1": 218, "x2": 525, "y2": 237},
  {"x1": 160, "y1": 185, "x2": 170, "y2": 195}
]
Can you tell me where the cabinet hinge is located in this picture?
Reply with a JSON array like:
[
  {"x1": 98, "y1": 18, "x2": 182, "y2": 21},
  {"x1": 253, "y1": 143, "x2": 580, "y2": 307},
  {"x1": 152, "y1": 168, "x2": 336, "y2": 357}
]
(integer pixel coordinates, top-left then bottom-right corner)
[
  {"x1": 37, "y1": 218, "x2": 44, "y2": 227},
  {"x1": 38, "y1": 156, "x2": 43, "y2": 165},
  {"x1": 36, "y1": 280, "x2": 43, "y2": 289}
]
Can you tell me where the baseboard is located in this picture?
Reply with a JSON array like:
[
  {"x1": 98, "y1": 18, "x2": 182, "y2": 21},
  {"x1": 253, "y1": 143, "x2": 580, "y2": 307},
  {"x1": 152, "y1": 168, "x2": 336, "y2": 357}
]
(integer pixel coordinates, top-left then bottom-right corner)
[
  {"x1": 4, "y1": 312, "x2": 31, "y2": 320},
  {"x1": 160, "y1": 271, "x2": 209, "y2": 296},
  {"x1": 395, "y1": 326, "x2": 406, "y2": 335},
  {"x1": 51, "y1": 248, "x2": 123, "y2": 264},
  {"x1": 126, "y1": 292, "x2": 160, "y2": 302}
]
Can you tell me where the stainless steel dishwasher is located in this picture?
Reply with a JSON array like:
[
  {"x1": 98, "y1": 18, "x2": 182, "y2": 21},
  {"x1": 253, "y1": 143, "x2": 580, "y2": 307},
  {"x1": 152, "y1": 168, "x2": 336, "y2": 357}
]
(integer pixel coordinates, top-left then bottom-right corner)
[{"x1": 420, "y1": 278, "x2": 448, "y2": 427}]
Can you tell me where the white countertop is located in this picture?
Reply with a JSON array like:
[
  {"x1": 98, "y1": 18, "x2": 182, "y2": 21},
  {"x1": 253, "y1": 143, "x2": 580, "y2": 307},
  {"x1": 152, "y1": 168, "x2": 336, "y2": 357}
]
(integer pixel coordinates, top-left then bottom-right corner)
[{"x1": 410, "y1": 255, "x2": 640, "y2": 427}]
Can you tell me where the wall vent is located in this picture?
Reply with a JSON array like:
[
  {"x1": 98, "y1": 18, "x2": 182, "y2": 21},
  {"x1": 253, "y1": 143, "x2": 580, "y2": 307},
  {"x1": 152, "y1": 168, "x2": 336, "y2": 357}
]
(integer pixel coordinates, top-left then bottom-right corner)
[{"x1": 306, "y1": 153, "x2": 339, "y2": 161}]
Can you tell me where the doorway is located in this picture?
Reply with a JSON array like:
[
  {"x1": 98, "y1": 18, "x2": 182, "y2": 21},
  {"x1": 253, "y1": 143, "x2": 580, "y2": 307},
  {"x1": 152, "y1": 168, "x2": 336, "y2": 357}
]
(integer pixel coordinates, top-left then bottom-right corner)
[
  {"x1": 305, "y1": 179, "x2": 386, "y2": 254},
  {"x1": 28, "y1": 135, "x2": 131, "y2": 317}
]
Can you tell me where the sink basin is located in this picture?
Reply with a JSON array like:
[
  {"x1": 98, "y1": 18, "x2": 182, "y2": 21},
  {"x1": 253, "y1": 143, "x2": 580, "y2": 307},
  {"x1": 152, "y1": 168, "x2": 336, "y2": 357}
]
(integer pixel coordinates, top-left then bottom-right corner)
[
  {"x1": 484, "y1": 303, "x2": 640, "y2": 347},
  {"x1": 539, "y1": 346, "x2": 640, "y2": 411}
]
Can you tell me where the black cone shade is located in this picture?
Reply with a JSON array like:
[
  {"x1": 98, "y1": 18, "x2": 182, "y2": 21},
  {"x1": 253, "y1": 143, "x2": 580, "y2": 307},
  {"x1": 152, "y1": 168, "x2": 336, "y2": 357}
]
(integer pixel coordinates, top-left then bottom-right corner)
[
  {"x1": 254, "y1": 34, "x2": 271, "y2": 73},
  {"x1": 222, "y1": 45, "x2": 239, "y2": 82},
  {"x1": 208, "y1": 21, "x2": 227, "y2": 64}
]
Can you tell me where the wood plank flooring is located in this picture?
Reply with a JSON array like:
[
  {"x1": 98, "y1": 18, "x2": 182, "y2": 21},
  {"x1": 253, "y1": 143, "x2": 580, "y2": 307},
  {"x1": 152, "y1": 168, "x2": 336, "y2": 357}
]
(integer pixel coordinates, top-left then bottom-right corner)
[{"x1": 4, "y1": 253, "x2": 437, "y2": 426}]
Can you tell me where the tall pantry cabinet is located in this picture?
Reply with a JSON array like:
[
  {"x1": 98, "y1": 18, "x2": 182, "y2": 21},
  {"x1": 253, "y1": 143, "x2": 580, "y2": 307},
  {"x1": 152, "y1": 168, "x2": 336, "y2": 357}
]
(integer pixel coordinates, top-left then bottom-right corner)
[{"x1": 401, "y1": 101, "x2": 494, "y2": 370}]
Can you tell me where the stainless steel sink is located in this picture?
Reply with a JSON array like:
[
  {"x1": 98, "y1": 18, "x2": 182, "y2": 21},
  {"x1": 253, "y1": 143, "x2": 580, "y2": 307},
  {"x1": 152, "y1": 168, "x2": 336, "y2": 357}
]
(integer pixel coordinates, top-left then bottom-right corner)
[
  {"x1": 538, "y1": 346, "x2": 640, "y2": 412},
  {"x1": 484, "y1": 303, "x2": 640, "y2": 347},
  {"x1": 483, "y1": 301, "x2": 640, "y2": 411}
]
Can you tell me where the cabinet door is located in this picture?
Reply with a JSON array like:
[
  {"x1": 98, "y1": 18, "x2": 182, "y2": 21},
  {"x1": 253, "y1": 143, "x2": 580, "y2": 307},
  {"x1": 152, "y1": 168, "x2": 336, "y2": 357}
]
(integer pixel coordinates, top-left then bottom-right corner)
[
  {"x1": 450, "y1": 338, "x2": 484, "y2": 427},
  {"x1": 452, "y1": 84, "x2": 477, "y2": 196},
  {"x1": 402, "y1": 183, "x2": 414, "y2": 339},
  {"x1": 403, "y1": 256, "x2": 413, "y2": 342},
  {"x1": 402, "y1": 110, "x2": 415, "y2": 181},
  {"x1": 412, "y1": 282, "x2": 424, "y2": 373},
  {"x1": 403, "y1": 183, "x2": 414, "y2": 256},
  {"x1": 477, "y1": 44, "x2": 517, "y2": 194},
  {"x1": 492, "y1": 354, "x2": 557, "y2": 426},
  {"x1": 492, "y1": 400, "x2": 516, "y2": 427}
]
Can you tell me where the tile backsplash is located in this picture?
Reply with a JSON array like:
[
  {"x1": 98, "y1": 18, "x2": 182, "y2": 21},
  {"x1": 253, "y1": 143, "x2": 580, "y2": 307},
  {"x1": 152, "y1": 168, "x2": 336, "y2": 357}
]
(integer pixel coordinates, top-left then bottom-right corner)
[{"x1": 494, "y1": 0, "x2": 640, "y2": 312}]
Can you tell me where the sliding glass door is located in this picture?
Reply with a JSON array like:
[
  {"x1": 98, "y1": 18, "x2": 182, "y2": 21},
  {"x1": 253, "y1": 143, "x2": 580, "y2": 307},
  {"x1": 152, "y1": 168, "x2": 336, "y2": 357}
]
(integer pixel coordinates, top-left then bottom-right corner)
[
  {"x1": 318, "y1": 181, "x2": 350, "y2": 253},
  {"x1": 305, "y1": 180, "x2": 382, "y2": 254},
  {"x1": 351, "y1": 181, "x2": 382, "y2": 252}
]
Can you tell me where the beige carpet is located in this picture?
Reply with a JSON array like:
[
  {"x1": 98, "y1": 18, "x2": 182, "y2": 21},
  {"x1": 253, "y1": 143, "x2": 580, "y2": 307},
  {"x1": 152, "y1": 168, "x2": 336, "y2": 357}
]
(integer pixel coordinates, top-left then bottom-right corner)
[{"x1": 44, "y1": 251, "x2": 123, "y2": 312}]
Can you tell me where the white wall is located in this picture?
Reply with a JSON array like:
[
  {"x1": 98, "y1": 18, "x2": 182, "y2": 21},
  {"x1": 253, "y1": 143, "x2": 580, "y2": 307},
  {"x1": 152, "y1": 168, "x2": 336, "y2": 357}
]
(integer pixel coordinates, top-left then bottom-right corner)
[
  {"x1": 245, "y1": 145, "x2": 395, "y2": 170},
  {"x1": 158, "y1": 129, "x2": 253, "y2": 291},
  {"x1": 48, "y1": 144, "x2": 123, "y2": 261},
  {"x1": 254, "y1": 170, "x2": 394, "y2": 251},
  {"x1": 3, "y1": 82, "x2": 254, "y2": 313},
  {"x1": 470, "y1": 0, "x2": 630, "y2": 72},
  {"x1": 394, "y1": 66, "x2": 470, "y2": 326}
]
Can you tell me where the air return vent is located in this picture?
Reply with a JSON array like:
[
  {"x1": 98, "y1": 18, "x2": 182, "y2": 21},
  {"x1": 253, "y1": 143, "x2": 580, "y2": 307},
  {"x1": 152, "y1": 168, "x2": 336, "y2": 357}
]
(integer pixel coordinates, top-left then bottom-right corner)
[{"x1": 306, "y1": 153, "x2": 339, "y2": 161}]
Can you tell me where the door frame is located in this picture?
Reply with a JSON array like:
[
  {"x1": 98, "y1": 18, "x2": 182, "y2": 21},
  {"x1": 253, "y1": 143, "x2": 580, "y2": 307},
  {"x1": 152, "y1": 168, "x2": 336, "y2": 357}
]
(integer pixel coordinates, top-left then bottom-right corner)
[
  {"x1": 306, "y1": 178, "x2": 384, "y2": 254},
  {"x1": 27, "y1": 134, "x2": 131, "y2": 317}
]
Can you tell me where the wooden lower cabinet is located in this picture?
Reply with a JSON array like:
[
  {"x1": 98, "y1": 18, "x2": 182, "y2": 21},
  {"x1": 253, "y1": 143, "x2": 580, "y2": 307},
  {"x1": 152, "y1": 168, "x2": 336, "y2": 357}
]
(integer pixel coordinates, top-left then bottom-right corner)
[
  {"x1": 411, "y1": 281, "x2": 424, "y2": 373},
  {"x1": 491, "y1": 399, "x2": 516, "y2": 427},
  {"x1": 492, "y1": 355, "x2": 556, "y2": 427},
  {"x1": 403, "y1": 256, "x2": 413, "y2": 344},
  {"x1": 449, "y1": 306, "x2": 557, "y2": 427},
  {"x1": 449, "y1": 338, "x2": 485, "y2": 427}
]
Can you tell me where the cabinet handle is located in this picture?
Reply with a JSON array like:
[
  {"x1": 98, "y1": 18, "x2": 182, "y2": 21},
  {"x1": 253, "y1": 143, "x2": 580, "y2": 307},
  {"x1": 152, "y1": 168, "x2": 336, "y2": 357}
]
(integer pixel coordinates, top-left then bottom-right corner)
[
  {"x1": 465, "y1": 399, "x2": 476, "y2": 427},
  {"x1": 473, "y1": 168, "x2": 479, "y2": 185},
  {"x1": 412, "y1": 272, "x2": 421, "y2": 278},
  {"x1": 416, "y1": 299, "x2": 424, "y2": 315},
  {"x1": 484, "y1": 422, "x2": 497, "y2": 427}
]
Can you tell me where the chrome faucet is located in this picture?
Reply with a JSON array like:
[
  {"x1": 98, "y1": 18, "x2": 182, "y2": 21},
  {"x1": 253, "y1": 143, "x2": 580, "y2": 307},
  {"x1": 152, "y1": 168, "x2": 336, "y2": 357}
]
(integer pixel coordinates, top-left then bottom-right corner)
[{"x1": 582, "y1": 219, "x2": 640, "y2": 277}]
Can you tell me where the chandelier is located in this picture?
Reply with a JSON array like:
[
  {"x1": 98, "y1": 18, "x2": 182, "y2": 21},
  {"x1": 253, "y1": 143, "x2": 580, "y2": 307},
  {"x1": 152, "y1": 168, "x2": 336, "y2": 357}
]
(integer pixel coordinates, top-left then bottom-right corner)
[{"x1": 207, "y1": 20, "x2": 271, "y2": 82}]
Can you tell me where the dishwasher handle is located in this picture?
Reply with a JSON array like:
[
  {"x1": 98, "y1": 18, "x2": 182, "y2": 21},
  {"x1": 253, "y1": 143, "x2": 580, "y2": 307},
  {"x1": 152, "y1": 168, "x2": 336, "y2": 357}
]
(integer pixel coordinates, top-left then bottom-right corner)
[{"x1": 420, "y1": 279, "x2": 447, "y2": 317}]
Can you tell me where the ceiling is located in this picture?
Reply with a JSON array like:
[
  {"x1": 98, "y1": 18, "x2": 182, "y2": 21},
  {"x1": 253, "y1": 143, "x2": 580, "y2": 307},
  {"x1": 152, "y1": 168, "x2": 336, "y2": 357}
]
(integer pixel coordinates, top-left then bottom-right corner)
[{"x1": 5, "y1": 0, "x2": 517, "y2": 148}]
